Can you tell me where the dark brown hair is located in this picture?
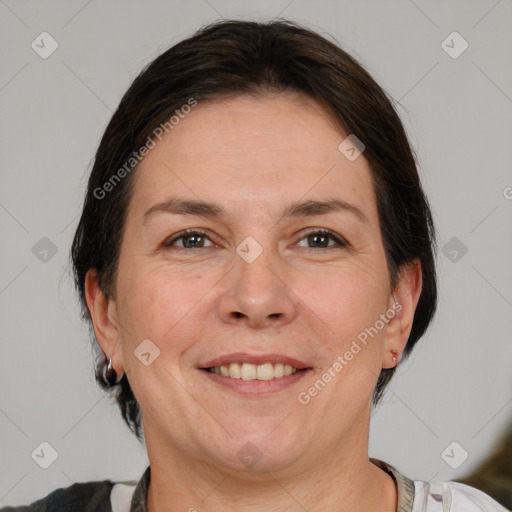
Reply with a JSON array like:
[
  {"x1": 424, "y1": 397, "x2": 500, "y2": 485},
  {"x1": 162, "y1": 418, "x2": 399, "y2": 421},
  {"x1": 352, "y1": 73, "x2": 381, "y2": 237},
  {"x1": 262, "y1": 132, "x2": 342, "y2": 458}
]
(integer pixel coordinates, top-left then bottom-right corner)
[{"x1": 71, "y1": 19, "x2": 437, "y2": 441}]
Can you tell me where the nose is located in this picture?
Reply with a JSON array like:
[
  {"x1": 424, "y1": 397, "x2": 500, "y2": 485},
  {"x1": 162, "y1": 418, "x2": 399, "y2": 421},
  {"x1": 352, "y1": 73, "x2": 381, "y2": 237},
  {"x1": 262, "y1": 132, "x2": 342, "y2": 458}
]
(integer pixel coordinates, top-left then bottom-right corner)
[{"x1": 217, "y1": 244, "x2": 297, "y2": 329}]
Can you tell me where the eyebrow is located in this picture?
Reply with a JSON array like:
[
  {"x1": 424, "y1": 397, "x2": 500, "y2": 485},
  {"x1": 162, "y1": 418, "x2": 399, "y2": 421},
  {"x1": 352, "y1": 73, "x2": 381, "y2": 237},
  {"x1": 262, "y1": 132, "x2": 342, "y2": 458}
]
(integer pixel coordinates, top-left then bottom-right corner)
[{"x1": 142, "y1": 197, "x2": 369, "y2": 225}]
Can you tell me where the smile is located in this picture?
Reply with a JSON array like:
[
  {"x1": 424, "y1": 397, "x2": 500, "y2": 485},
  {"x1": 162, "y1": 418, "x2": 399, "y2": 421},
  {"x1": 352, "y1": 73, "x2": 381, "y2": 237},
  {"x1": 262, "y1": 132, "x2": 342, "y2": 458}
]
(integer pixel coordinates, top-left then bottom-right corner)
[{"x1": 207, "y1": 362, "x2": 298, "y2": 380}]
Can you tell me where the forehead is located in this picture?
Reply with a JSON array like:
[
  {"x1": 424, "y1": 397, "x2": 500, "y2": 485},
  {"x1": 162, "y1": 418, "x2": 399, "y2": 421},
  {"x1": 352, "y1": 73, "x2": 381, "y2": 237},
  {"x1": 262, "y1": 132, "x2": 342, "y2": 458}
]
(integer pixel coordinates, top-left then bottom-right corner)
[{"x1": 127, "y1": 93, "x2": 377, "y2": 225}]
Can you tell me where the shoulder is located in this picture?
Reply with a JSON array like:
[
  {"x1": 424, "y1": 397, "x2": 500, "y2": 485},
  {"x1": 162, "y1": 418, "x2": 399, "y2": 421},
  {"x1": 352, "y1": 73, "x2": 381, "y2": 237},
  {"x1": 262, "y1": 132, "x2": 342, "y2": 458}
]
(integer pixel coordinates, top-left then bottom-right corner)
[
  {"x1": 414, "y1": 479, "x2": 510, "y2": 511},
  {"x1": 370, "y1": 458, "x2": 509, "y2": 512},
  {"x1": 1, "y1": 478, "x2": 115, "y2": 511}
]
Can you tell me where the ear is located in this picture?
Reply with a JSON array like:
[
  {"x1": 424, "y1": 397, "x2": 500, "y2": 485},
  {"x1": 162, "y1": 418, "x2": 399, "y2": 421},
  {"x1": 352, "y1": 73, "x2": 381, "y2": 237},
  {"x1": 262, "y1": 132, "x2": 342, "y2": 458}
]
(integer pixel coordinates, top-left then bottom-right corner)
[
  {"x1": 382, "y1": 258, "x2": 422, "y2": 369},
  {"x1": 84, "y1": 269, "x2": 124, "y2": 374}
]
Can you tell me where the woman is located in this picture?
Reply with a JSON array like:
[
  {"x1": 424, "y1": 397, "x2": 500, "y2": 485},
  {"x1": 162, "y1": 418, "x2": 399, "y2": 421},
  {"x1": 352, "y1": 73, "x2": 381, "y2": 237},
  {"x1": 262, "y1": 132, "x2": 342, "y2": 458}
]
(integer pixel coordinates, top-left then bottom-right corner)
[{"x1": 3, "y1": 19, "x2": 509, "y2": 512}]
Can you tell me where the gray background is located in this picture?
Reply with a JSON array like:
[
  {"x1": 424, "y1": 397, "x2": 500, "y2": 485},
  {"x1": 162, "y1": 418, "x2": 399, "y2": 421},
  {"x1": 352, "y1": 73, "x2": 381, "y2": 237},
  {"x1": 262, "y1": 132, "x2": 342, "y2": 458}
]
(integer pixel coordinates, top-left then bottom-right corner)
[{"x1": 1, "y1": 0, "x2": 511, "y2": 506}]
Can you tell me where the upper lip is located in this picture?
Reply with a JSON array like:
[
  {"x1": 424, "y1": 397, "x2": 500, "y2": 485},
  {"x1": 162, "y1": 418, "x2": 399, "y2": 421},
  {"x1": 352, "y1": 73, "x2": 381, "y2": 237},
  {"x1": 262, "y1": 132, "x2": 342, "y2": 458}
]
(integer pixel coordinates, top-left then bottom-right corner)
[{"x1": 200, "y1": 353, "x2": 311, "y2": 370}]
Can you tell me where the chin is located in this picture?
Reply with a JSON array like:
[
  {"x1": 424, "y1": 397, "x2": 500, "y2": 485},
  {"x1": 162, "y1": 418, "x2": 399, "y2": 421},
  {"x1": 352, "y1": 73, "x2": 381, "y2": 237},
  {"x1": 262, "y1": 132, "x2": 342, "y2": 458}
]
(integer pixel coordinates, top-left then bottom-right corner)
[{"x1": 208, "y1": 431, "x2": 307, "y2": 474}]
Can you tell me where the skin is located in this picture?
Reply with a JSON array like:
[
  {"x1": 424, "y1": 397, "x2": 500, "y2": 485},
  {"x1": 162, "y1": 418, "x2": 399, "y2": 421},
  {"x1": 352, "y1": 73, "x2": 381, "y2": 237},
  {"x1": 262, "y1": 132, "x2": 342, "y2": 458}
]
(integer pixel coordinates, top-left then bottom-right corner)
[{"x1": 86, "y1": 92, "x2": 422, "y2": 511}]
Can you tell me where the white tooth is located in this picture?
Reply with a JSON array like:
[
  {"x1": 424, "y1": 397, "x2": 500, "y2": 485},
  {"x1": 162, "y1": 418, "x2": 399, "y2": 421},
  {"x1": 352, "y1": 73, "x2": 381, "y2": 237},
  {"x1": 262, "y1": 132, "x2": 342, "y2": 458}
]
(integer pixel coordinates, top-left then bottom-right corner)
[
  {"x1": 241, "y1": 363, "x2": 257, "y2": 380},
  {"x1": 274, "y1": 363, "x2": 284, "y2": 378},
  {"x1": 213, "y1": 362, "x2": 299, "y2": 379},
  {"x1": 257, "y1": 363, "x2": 274, "y2": 380},
  {"x1": 228, "y1": 363, "x2": 241, "y2": 379}
]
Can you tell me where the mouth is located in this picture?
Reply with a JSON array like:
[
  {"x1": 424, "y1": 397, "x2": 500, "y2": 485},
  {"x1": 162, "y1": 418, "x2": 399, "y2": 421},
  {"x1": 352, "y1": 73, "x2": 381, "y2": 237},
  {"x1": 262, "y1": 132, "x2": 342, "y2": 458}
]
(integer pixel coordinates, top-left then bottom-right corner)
[
  {"x1": 205, "y1": 362, "x2": 300, "y2": 380},
  {"x1": 199, "y1": 353, "x2": 313, "y2": 394}
]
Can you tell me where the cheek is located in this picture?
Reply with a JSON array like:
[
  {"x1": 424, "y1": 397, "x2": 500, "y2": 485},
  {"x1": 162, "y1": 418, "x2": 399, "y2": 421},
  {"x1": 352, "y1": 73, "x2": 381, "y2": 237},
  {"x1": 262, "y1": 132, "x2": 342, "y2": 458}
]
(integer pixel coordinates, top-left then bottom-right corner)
[
  {"x1": 296, "y1": 263, "x2": 389, "y2": 350},
  {"x1": 117, "y1": 265, "x2": 207, "y2": 346}
]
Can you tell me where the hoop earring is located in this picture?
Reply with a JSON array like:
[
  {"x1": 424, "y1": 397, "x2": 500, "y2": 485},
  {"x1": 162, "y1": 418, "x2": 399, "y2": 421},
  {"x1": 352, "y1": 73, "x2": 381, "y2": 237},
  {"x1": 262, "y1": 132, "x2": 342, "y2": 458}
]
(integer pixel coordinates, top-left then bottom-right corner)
[{"x1": 103, "y1": 357, "x2": 122, "y2": 385}]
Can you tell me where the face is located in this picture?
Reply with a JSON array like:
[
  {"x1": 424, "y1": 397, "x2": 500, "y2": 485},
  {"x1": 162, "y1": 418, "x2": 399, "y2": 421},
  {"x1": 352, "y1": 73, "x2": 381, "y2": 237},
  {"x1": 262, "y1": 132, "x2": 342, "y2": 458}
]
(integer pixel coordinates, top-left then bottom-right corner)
[{"x1": 89, "y1": 93, "x2": 419, "y2": 475}]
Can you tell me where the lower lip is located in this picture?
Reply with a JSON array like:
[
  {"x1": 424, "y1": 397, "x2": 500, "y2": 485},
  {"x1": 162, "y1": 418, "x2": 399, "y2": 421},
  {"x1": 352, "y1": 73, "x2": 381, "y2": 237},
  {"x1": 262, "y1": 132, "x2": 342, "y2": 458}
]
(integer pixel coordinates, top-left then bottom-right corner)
[{"x1": 200, "y1": 368, "x2": 312, "y2": 395}]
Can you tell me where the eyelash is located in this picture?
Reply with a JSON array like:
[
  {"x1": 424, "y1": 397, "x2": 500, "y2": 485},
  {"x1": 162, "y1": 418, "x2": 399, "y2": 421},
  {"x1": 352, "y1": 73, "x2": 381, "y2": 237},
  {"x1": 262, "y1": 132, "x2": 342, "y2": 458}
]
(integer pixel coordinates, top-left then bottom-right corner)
[{"x1": 163, "y1": 228, "x2": 348, "y2": 251}]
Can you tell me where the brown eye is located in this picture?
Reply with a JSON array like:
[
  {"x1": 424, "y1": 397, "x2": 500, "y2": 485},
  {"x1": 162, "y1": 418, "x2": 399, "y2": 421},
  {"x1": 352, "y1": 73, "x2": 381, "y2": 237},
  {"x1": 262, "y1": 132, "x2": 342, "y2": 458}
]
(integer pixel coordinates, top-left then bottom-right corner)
[
  {"x1": 164, "y1": 230, "x2": 214, "y2": 249},
  {"x1": 297, "y1": 229, "x2": 348, "y2": 249}
]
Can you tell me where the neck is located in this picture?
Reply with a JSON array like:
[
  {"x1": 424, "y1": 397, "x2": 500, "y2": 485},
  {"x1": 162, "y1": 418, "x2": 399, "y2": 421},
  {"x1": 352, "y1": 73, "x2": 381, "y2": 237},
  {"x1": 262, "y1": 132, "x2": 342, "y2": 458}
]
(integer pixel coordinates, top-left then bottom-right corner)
[{"x1": 144, "y1": 420, "x2": 397, "y2": 512}]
